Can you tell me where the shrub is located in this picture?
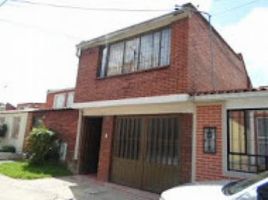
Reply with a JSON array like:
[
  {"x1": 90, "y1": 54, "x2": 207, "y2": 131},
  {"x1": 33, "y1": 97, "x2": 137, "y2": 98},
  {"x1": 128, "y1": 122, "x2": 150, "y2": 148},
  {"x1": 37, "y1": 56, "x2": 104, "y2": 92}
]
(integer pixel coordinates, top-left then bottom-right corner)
[
  {"x1": 27, "y1": 127, "x2": 59, "y2": 165},
  {"x1": 0, "y1": 145, "x2": 16, "y2": 153},
  {"x1": 0, "y1": 124, "x2": 7, "y2": 137}
]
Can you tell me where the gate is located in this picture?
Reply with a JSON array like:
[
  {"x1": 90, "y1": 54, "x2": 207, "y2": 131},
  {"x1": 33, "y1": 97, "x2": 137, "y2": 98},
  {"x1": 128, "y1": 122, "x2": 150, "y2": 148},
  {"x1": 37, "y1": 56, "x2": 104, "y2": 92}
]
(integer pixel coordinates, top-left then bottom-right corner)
[{"x1": 110, "y1": 115, "x2": 182, "y2": 193}]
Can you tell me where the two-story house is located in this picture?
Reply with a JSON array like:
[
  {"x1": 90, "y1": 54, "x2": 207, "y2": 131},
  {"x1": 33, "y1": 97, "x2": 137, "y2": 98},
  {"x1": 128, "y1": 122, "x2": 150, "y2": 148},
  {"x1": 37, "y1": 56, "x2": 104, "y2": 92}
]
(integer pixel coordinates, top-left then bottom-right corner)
[{"x1": 72, "y1": 4, "x2": 253, "y2": 193}]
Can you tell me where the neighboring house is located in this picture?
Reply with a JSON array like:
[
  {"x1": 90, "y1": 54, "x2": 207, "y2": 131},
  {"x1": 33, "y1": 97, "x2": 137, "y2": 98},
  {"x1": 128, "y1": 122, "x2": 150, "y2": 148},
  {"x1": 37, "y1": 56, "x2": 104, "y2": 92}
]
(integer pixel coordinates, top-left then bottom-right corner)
[
  {"x1": 22, "y1": 88, "x2": 79, "y2": 171},
  {"x1": 45, "y1": 88, "x2": 75, "y2": 109},
  {"x1": 70, "y1": 3, "x2": 258, "y2": 193},
  {"x1": 0, "y1": 103, "x2": 16, "y2": 111},
  {"x1": 17, "y1": 103, "x2": 44, "y2": 110},
  {"x1": 0, "y1": 110, "x2": 32, "y2": 153}
]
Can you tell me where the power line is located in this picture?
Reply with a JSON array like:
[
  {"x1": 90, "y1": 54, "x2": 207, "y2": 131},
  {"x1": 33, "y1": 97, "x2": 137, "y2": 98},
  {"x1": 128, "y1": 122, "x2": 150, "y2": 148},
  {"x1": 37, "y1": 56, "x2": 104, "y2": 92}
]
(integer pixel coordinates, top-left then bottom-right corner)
[
  {"x1": 213, "y1": 0, "x2": 261, "y2": 16},
  {"x1": 10, "y1": 0, "x2": 171, "y2": 12},
  {"x1": 0, "y1": 0, "x2": 8, "y2": 7}
]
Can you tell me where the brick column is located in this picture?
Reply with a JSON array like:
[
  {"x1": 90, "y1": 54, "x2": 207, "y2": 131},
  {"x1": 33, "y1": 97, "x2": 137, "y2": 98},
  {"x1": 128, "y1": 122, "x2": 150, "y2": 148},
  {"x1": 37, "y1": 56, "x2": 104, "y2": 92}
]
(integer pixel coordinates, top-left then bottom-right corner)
[
  {"x1": 195, "y1": 104, "x2": 223, "y2": 181},
  {"x1": 97, "y1": 116, "x2": 114, "y2": 181}
]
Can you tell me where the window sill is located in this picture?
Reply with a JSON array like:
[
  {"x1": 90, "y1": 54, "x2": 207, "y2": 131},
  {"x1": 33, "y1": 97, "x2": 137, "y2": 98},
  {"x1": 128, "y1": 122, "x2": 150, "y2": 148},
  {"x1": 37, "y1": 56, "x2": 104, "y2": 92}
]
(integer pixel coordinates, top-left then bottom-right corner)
[{"x1": 97, "y1": 65, "x2": 170, "y2": 80}]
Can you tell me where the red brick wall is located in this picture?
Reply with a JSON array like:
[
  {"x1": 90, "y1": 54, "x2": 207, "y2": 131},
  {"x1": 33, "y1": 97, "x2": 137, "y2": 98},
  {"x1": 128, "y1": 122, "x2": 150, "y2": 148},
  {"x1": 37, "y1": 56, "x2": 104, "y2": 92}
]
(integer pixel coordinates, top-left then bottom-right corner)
[
  {"x1": 195, "y1": 104, "x2": 224, "y2": 181},
  {"x1": 75, "y1": 14, "x2": 250, "y2": 103},
  {"x1": 180, "y1": 114, "x2": 193, "y2": 183},
  {"x1": 188, "y1": 13, "x2": 250, "y2": 93},
  {"x1": 97, "y1": 116, "x2": 114, "y2": 181},
  {"x1": 74, "y1": 18, "x2": 190, "y2": 103},
  {"x1": 31, "y1": 110, "x2": 79, "y2": 166}
]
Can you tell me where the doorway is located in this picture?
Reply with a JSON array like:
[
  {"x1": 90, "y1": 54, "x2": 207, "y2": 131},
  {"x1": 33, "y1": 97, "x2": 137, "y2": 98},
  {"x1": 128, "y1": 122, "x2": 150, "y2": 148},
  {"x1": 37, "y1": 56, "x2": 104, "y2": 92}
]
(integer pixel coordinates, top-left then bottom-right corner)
[{"x1": 79, "y1": 117, "x2": 103, "y2": 174}]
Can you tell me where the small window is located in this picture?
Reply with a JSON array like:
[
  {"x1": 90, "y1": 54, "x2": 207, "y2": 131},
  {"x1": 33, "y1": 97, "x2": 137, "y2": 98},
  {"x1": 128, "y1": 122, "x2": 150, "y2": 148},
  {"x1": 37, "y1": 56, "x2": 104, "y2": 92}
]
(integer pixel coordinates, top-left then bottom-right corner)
[
  {"x1": 139, "y1": 33, "x2": 153, "y2": 69},
  {"x1": 160, "y1": 28, "x2": 171, "y2": 66},
  {"x1": 66, "y1": 92, "x2": 74, "y2": 107},
  {"x1": 123, "y1": 37, "x2": 139, "y2": 73},
  {"x1": 99, "y1": 46, "x2": 108, "y2": 77},
  {"x1": 107, "y1": 42, "x2": 124, "y2": 76},
  {"x1": 53, "y1": 94, "x2": 65, "y2": 109},
  {"x1": 12, "y1": 117, "x2": 20, "y2": 139}
]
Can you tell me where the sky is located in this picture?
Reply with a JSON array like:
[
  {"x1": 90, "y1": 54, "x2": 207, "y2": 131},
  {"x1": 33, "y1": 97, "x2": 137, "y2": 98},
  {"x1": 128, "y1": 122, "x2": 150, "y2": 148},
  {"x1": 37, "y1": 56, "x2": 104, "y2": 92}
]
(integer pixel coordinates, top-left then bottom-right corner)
[{"x1": 0, "y1": 0, "x2": 267, "y2": 105}]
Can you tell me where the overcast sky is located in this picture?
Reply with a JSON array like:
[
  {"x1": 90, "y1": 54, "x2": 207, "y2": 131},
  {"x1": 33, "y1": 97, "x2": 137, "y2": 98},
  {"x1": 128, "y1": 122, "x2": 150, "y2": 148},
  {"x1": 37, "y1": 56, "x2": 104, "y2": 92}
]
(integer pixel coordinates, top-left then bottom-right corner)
[{"x1": 0, "y1": 0, "x2": 267, "y2": 105}]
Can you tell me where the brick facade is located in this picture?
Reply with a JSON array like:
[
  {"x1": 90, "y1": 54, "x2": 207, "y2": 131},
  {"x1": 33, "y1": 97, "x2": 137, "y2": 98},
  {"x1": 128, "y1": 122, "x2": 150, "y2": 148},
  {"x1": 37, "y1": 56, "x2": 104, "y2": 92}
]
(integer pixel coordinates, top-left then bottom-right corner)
[
  {"x1": 195, "y1": 104, "x2": 224, "y2": 181},
  {"x1": 187, "y1": 13, "x2": 250, "y2": 93},
  {"x1": 97, "y1": 116, "x2": 114, "y2": 181},
  {"x1": 180, "y1": 114, "x2": 193, "y2": 183},
  {"x1": 31, "y1": 109, "x2": 79, "y2": 172},
  {"x1": 75, "y1": 12, "x2": 250, "y2": 104}
]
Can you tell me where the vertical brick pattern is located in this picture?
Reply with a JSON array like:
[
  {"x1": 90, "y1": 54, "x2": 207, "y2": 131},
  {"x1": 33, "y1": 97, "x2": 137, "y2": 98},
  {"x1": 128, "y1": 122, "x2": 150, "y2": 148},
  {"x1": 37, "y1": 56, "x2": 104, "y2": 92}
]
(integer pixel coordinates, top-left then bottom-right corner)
[
  {"x1": 180, "y1": 114, "x2": 193, "y2": 183},
  {"x1": 188, "y1": 13, "x2": 250, "y2": 93},
  {"x1": 31, "y1": 110, "x2": 79, "y2": 166},
  {"x1": 196, "y1": 104, "x2": 224, "y2": 181},
  {"x1": 74, "y1": 18, "x2": 190, "y2": 103},
  {"x1": 97, "y1": 116, "x2": 114, "y2": 181}
]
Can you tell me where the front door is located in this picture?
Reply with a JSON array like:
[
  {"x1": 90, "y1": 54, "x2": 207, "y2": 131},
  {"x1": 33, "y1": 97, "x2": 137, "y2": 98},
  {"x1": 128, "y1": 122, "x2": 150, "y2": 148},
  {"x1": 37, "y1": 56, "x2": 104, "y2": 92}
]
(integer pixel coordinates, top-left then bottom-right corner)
[{"x1": 79, "y1": 117, "x2": 102, "y2": 174}]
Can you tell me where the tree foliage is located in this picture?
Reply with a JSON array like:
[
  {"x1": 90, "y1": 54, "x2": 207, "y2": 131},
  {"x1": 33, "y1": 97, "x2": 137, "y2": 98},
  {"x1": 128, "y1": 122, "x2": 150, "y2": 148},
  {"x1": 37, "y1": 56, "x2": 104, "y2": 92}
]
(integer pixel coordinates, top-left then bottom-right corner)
[{"x1": 27, "y1": 127, "x2": 59, "y2": 165}]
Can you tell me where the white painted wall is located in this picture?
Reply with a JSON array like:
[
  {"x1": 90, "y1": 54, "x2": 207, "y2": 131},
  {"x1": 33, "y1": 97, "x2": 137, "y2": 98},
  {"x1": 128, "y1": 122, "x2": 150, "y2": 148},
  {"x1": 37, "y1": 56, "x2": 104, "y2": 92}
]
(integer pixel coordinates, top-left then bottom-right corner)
[{"x1": 0, "y1": 112, "x2": 29, "y2": 153}]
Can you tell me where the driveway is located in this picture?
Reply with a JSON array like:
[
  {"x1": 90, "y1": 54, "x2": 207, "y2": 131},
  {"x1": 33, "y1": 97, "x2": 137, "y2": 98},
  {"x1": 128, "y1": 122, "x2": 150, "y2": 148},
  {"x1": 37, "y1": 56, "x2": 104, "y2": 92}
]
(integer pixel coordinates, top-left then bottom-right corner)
[{"x1": 0, "y1": 174, "x2": 159, "y2": 200}]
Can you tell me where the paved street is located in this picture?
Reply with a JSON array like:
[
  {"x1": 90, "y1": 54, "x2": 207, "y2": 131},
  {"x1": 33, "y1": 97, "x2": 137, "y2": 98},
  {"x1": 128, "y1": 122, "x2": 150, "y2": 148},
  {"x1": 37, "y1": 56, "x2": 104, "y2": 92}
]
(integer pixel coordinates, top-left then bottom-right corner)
[{"x1": 0, "y1": 174, "x2": 159, "y2": 200}]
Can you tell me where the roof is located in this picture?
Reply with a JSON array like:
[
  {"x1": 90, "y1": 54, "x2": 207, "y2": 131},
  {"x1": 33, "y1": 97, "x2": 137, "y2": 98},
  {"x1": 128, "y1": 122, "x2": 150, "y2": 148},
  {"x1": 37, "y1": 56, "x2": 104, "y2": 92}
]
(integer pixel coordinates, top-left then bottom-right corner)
[
  {"x1": 47, "y1": 87, "x2": 75, "y2": 94},
  {"x1": 29, "y1": 108, "x2": 76, "y2": 113},
  {"x1": 191, "y1": 87, "x2": 268, "y2": 96},
  {"x1": 76, "y1": 7, "x2": 188, "y2": 51}
]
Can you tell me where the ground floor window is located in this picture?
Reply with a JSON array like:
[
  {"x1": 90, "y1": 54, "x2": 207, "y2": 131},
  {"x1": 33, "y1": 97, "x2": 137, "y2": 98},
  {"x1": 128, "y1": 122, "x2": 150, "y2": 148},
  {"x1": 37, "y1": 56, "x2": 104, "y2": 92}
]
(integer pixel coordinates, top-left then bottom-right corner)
[{"x1": 227, "y1": 109, "x2": 268, "y2": 173}]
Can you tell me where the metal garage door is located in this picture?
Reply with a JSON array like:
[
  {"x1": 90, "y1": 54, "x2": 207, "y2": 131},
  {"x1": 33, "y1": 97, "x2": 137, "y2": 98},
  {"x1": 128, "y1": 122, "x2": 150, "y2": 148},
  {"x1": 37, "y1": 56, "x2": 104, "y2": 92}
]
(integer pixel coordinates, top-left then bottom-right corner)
[{"x1": 110, "y1": 115, "x2": 182, "y2": 193}]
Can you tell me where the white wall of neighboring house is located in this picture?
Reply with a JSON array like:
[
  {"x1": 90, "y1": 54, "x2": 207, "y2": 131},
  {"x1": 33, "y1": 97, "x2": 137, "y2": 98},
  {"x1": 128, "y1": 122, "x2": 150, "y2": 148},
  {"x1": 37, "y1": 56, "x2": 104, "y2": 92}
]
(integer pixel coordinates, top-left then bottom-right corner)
[{"x1": 0, "y1": 111, "x2": 29, "y2": 153}]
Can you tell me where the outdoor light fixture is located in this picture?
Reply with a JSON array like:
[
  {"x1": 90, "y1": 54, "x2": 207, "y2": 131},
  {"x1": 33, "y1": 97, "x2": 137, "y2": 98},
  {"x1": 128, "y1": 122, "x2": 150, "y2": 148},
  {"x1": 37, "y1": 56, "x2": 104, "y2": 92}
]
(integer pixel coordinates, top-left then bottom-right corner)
[{"x1": 203, "y1": 127, "x2": 216, "y2": 154}]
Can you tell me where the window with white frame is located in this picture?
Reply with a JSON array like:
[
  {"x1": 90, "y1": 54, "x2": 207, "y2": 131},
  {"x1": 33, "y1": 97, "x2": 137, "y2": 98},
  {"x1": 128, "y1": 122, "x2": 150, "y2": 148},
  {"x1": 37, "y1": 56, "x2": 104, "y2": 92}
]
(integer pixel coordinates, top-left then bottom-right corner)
[
  {"x1": 53, "y1": 94, "x2": 65, "y2": 109},
  {"x1": 99, "y1": 27, "x2": 171, "y2": 77},
  {"x1": 66, "y1": 92, "x2": 74, "y2": 107}
]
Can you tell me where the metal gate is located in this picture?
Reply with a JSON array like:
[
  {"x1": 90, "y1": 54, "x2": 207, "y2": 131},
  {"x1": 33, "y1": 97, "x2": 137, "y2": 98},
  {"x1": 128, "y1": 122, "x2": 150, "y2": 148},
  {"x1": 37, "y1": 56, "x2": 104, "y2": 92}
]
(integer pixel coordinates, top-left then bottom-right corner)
[{"x1": 110, "y1": 115, "x2": 182, "y2": 193}]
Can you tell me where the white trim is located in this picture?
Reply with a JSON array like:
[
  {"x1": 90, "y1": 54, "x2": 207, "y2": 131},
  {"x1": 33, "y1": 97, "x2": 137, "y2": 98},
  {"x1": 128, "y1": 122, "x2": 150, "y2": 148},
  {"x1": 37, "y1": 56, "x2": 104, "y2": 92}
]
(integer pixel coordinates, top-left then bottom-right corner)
[
  {"x1": 194, "y1": 91, "x2": 268, "y2": 102},
  {"x1": 191, "y1": 107, "x2": 197, "y2": 182},
  {"x1": 47, "y1": 88, "x2": 74, "y2": 94},
  {"x1": 74, "y1": 109, "x2": 83, "y2": 160},
  {"x1": 77, "y1": 10, "x2": 188, "y2": 50},
  {"x1": 73, "y1": 94, "x2": 190, "y2": 109},
  {"x1": 226, "y1": 97, "x2": 268, "y2": 109}
]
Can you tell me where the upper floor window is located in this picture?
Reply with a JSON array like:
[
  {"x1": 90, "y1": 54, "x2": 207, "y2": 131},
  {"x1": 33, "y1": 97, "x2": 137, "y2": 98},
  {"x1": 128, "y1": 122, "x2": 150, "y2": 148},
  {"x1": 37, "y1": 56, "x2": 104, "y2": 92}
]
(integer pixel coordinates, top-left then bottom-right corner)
[
  {"x1": 66, "y1": 92, "x2": 74, "y2": 107},
  {"x1": 99, "y1": 27, "x2": 171, "y2": 77},
  {"x1": 53, "y1": 94, "x2": 65, "y2": 109}
]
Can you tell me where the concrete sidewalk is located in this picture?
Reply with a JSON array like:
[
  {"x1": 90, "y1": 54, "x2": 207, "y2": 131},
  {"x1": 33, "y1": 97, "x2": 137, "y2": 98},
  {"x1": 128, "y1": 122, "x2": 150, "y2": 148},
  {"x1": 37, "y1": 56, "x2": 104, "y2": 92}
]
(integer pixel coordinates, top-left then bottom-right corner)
[{"x1": 0, "y1": 174, "x2": 159, "y2": 200}]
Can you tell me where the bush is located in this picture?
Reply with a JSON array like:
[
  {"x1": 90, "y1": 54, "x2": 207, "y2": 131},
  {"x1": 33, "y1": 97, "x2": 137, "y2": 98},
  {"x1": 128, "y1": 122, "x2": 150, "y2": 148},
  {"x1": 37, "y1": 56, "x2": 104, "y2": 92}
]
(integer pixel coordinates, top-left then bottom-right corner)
[
  {"x1": 27, "y1": 127, "x2": 59, "y2": 165},
  {"x1": 0, "y1": 145, "x2": 16, "y2": 153}
]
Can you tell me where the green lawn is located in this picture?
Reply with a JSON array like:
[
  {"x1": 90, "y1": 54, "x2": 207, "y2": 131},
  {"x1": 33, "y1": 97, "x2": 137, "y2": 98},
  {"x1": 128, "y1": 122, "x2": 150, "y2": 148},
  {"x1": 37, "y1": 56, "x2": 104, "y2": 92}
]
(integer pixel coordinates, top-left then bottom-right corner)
[{"x1": 0, "y1": 161, "x2": 72, "y2": 179}]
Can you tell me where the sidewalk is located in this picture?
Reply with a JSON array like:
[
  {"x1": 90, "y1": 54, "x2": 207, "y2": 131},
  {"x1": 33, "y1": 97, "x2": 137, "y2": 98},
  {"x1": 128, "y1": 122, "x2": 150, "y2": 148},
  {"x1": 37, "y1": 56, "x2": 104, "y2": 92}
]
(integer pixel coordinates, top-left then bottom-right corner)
[{"x1": 0, "y1": 174, "x2": 159, "y2": 200}]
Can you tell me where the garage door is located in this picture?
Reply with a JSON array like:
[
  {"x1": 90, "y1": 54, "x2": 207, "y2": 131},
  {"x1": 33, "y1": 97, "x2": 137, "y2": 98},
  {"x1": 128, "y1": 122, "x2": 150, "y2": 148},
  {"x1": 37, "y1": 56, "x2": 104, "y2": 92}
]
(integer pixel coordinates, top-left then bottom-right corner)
[{"x1": 110, "y1": 115, "x2": 183, "y2": 193}]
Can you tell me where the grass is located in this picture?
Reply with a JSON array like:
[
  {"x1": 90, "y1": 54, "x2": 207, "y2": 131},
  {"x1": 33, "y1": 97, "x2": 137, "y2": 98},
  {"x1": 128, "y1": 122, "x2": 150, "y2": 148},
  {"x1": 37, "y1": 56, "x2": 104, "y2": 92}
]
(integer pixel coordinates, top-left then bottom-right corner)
[{"x1": 0, "y1": 161, "x2": 72, "y2": 179}]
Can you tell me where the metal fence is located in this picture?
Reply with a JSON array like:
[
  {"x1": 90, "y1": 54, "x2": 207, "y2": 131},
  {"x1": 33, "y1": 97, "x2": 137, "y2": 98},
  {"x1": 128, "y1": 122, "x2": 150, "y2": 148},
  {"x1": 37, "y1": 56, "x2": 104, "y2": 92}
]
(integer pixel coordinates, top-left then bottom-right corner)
[{"x1": 227, "y1": 109, "x2": 268, "y2": 173}]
